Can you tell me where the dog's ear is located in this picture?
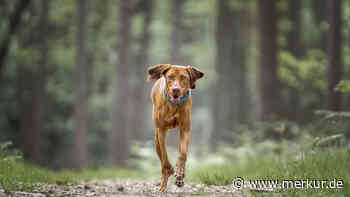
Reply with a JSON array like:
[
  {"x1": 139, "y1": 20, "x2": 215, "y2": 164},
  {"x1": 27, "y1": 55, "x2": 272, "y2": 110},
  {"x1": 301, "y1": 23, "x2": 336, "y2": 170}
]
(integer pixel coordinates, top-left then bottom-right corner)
[
  {"x1": 147, "y1": 64, "x2": 171, "y2": 82},
  {"x1": 187, "y1": 66, "x2": 204, "y2": 89}
]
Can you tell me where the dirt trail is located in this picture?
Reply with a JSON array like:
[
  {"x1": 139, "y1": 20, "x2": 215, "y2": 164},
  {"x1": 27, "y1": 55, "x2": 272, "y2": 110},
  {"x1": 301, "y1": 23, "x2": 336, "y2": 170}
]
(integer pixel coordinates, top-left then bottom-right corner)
[{"x1": 2, "y1": 179, "x2": 252, "y2": 197}]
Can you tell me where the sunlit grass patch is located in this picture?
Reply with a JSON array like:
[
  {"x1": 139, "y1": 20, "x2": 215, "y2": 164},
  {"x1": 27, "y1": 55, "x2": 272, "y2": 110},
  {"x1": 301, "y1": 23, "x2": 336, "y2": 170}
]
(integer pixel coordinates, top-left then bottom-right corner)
[
  {"x1": 0, "y1": 141, "x2": 141, "y2": 193},
  {"x1": 187, "y1": 157, "x2": 279, "y2": 185},
  {"x1": 0, "y1": 160, "x2": 143, "y2": 193},
  {"x1": 0, "y1": 159, "x2": 73, "y2": 192},
  {"x1": 0, "y1": 141, "x2": 72, "y2": 192},
  {"x1": 60, "y1": 167, "x2": 144, "y2": 181},
  {"x1": 188, "y1": 148, "x2": 350, "y2": 196}
]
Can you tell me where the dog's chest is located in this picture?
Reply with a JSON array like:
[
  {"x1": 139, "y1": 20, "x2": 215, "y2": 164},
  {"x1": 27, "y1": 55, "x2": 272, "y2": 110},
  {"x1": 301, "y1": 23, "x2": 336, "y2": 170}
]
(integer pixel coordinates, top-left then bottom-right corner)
[
  {"x1": 156, "y1": 104, "x2": 181, "y2": 128},
  {"x1": 166, "y1": 111, "x2": 179, "y2": 128},
  {"x1": 152, "y1": 77, "x2": 189, "y2": 129}
]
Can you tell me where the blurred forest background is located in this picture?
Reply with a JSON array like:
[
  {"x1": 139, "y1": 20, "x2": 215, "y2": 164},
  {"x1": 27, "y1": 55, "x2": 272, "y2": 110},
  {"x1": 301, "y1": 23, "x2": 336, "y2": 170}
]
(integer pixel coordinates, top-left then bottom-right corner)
[{"x1": 1, "y1": 0, "x2": 350, "y2": 171}]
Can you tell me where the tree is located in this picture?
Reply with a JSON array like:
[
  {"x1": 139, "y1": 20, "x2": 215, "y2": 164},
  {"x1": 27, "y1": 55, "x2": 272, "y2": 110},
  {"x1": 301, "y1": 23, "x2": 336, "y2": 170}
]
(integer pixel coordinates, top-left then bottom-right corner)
[
  {"x1": 211, "y1": 0, "x2": 250, "y2": 149},
  {"x1": 286, "y1": 0, "x2": 302, "y2": 121},
  {"x1": 211, "y1": 0, "x2": 232, "y2": 150},
  {"x1": 327, "y1": 0, "x2": 343, "y2": 111},
  {"x1": 312, "y1": 0, "x2": 328, "y2": 50},
  {"x1": 18, "y1": 69, "x2": 40, "y2": 163},
  {"x1": 73, "y1": 0, "x2": 89, "y2": 169},
  {"x1": 257, "y1": 0, "x2": 281, "y2": 121},
  {"x1": 0, "y1": 0, "x2": 32, "y2": 80},
  {"x1": 170, "y1": 0, "x2": 185, "y2": 64},
  {"x1": 110, "y1": 0, "x2": 133, "y2": 166},
  {"x1": 131, "y1": 0, "x2": 154, "y2": 141},
  {"x1": 19, "y1": 0, "x2": 50, "y2": 164},
  {"x1": 233, "y1": 3, "x2": 250, "y2": 124}
]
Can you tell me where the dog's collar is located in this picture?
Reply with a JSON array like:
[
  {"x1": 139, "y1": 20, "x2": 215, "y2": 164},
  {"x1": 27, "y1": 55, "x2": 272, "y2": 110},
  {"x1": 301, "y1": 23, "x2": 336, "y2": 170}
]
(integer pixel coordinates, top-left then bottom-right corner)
[{"x1": 164, "y1": 88, "x2": 191, "y2": 107}]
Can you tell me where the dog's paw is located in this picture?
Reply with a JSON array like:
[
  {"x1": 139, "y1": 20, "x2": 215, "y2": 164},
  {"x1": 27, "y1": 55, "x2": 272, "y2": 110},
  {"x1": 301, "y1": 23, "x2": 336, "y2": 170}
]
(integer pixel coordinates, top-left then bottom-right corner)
[
  {"x1": 159, "y1": 185, "x2": 168, "y2": 192},
  {"x1": 175, "y1": 165, "x2": 185, "y2": 179},
  {"x1": 175, "y1": 178, "x2": 184, "y2": 187},
  {"x1": 174, "y1": 169, "x2": 185, "y2": 188},
  {"x1": 174, "y1": 173, "x2": 184, "y2": 180}
]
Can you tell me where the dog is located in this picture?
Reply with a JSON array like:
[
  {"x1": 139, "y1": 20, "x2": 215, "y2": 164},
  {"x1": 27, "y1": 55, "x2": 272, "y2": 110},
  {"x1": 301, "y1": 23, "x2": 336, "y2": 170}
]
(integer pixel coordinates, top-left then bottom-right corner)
[{"x1": 147, "y1": 64, "x2": 204, "y2": 192}]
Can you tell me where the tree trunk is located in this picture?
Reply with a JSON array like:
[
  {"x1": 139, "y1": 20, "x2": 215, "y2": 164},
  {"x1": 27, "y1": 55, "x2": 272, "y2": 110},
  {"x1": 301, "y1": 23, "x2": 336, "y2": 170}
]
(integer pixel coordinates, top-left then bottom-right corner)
[
  {"x1": 211, "y1": 0, "x2": 250, "y2": 151},
  {"x1": 258, "y1": 0, "x2": 281, "y2": 121},
  {"x1": 18, "y1": 0, "x2": 50, "y2": 164},
  {"x1": 0, "y1": 0, "x2": 31, "y2": 80},
  {"x1": 137, "y1": 0, "x2": 153, "y2": 69},
  {"x1": 18, "y1": 69, "x2": 41, "y2": 163},
  {"x1": 110, "y1": 0, "x2": 133, "y2": 166},
  {"x1": 32, "y1": 0, "x2": 50, "y2": 164},
  {"x1": 131, "y1": 0, "x2": 154, "y2": 141},
  {"x1": 170, "y1": 0, "x2": 185, "y2": 64},
  {"x1": 312, "y1": 0, "x2": 328, "y2": 51},
  {"x1": 286, "y1": 0, "x2": 301, "y2": 121},
  {"x1": 235, "y1": 5, "x2": 250, "y2": 124},
  {"x1": 73, "y1": 0, "x2": 89, "y2": 169},
  {"x1": 211, "y1": 0, "x2": 234, "y2": 150},
  {"x1": 327, "y1": 0, "x2": 343, "y2": 111}
]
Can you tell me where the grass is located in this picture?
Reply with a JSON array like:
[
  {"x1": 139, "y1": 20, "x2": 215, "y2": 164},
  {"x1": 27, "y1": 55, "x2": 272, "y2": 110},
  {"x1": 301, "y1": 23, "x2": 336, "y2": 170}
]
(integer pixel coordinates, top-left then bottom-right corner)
[
  {"x1": 60, "y1": 167, "x2": 144, "y2": 181},
  {"x1": 0, "y1": 159, "x2": 73, "y2": 192},
  {"x1": 188, "y1": 148, "x2": 350, "y2": 196},
  {"x1": 1, "y1": 138, "x2": 349, "y2": 196},
  {"x1": 0, "y1": 159, "x2": 141, "y2": 193},
  {"x1": 0, "y1": 142, "x2": 143, "y2": 193}
]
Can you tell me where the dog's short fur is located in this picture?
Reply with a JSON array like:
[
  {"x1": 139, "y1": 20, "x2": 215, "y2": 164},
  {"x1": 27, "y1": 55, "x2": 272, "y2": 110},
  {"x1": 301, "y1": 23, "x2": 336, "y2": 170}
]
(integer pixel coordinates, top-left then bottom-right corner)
[{"x1": 147, "y1": 64, "x2": 204, "y2": 192}]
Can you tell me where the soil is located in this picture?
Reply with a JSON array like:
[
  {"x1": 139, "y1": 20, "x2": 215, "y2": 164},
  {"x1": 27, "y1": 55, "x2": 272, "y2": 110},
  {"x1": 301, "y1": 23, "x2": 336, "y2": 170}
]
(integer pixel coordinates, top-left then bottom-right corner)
[{"x1": 1, "y1": 179, "x2": 255, "y2": 197}]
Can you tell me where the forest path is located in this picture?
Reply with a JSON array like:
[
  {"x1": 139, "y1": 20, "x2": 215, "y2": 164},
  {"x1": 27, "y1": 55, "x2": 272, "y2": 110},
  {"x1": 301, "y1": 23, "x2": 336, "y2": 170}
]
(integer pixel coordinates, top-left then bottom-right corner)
[{"x1": 4, "y1": 179, "x2": 252, "y2": 197}]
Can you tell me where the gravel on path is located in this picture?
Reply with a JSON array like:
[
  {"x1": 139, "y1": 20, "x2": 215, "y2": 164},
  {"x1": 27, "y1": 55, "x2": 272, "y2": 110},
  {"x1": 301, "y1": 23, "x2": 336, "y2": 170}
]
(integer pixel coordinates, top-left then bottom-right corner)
[{"x1": 1, "y1": 179, "x2": 266, "y2": 197}]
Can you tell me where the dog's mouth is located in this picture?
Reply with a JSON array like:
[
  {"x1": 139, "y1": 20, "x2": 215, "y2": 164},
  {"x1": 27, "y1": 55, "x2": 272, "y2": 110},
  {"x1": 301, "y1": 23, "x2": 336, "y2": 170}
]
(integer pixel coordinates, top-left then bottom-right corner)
[{"x1": 170, "y1": 94, "x2": 181, "y2": 104}]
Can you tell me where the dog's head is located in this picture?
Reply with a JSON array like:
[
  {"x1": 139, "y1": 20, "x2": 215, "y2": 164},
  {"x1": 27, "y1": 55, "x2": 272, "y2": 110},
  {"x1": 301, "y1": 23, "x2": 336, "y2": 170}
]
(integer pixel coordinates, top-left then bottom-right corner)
[{"x1": 147, "y1": 64, "x2": 204, "y2": 104}]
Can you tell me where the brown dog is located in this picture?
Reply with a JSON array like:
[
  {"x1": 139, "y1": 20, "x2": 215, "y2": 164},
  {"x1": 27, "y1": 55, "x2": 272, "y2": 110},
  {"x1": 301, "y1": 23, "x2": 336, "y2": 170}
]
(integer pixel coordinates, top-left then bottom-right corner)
[{"x1": 147, "y1": 64, "x2": 204, "y2": 192}]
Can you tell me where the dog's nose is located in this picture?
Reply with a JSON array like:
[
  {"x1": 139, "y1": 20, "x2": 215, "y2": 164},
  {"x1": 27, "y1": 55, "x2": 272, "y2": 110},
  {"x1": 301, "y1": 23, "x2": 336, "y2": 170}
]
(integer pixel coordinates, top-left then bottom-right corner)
[{"x1": 172, "y1": 87, "x2": 180, "y2": 94}]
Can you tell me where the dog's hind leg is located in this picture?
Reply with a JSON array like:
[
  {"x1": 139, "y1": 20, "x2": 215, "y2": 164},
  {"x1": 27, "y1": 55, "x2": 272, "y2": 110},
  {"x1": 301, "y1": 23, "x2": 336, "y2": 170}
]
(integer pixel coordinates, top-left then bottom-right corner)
[
  {"x1": 154, "y1": 131, "x2": 162, "y2": 160},
  {"x1": 155, "y1": 128, "x2": 174, "y2": 192}
]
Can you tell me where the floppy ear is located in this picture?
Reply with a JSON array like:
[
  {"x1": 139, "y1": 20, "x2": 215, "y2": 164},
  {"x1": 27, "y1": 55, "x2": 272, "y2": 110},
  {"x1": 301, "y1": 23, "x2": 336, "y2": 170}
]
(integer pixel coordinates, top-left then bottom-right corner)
[
  {"x1": 187, "y1": 66, "x2": 204, "y2": 89},
  {"x1": 146, "y1": 64, "x2": 171, "y2": 82}
]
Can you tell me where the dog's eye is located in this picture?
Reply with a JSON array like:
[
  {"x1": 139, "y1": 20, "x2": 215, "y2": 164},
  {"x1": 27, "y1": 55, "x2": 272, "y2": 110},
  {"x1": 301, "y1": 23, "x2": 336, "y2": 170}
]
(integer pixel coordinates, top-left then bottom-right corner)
[
  {"x1": 180, "y1": 75, "x2": 187, "y2": 81},
  {"x1": 168, "y1": 76, "x2": 175, "y2": 80}
]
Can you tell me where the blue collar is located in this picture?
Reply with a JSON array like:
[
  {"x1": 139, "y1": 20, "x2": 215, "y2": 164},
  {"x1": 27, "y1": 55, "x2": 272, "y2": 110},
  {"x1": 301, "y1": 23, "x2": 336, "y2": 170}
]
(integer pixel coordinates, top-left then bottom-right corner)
[{"x1": 164, "y1": 89, "x2": 191, "y2": 107}]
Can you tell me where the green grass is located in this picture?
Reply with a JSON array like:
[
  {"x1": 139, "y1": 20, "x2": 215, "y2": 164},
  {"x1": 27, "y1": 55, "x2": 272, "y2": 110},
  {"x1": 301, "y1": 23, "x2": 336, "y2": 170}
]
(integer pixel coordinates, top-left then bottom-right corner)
[
  {"x1": 1, "y1": 140, "x2": 349, "y2": 196},
  {"x1": 0, "y1": 159, "x2": 73, "y2": 192},
  {"x1": 188, "y1": 148, "x2": 350, "y2": 196},
  {"x1": 60, "y1": 167, "x2": 143, "y2": 181},
  {"x1": 0, "y1": 159, "x2": 141, "y2": 193},
  {"x1": 0, "y1": 142, "x2": 142, "y2": 193}
]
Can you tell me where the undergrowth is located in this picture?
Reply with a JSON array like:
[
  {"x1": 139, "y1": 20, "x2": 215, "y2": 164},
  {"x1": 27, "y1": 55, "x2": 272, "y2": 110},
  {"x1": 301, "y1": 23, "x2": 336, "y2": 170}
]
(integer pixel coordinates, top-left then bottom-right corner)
[
  {"x1": 0, "y1": 142, "x2": 139, "y2": 193},
  {"x1": 0, "y1": 142, "x2": 67, "y2": 192},
  {"x1": 188, "y1": 147, "x2": 350, "y2": 196}
]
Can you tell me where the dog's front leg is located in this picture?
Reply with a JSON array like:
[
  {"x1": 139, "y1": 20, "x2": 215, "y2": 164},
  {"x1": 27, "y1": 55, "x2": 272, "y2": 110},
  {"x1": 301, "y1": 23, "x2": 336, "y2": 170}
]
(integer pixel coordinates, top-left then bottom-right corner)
[
  {"x1": 156, "y1": 128, "x2": 174, "y2": 192},
  {"x1": 175, "y1": 128, "x2": 190, "y2": 187}
]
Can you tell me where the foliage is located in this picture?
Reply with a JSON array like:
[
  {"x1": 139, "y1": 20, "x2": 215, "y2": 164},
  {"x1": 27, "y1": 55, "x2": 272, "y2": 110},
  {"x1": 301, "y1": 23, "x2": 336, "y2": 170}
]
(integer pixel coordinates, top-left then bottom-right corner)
[
  {"x1": 184, "y1": 119, "x2": 350, "y2": 195},
  {"x1": 0, "y1": 141, "x2": 141, "y2": 193},
  {"x1": 312, "y1": 134, "x2": 345, "y2": 148},
  {"x1": 335, "y1": 80, "x2": 350, "y2": 93},
  {"x1": 0, "y1": 141, "x2": 22, "y2": 161},
  {"x1": 189, "y1": 148, "x2": 350, "y2": 196},
  {"x1": 0, "y1": 141, "x2": 73, "y2": 192},
  {"x1": 279, "y1": 49, "x2": 327, "y2": 91},
  {"x1": 0, "y1": 160, "x2": 72, "y2": 193},
  {"x1": 315, "y1": 110, "x2": 350, "y2": 120},
  {"x1": 279, "y1": 49, "x2": 328, "y2": 115},
  {"x1": 1, "y1": 0, "x2": 350, "y2": 172},
  {"x1": 313, "y1": 110, "x2": 350, "y2": 138}
]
